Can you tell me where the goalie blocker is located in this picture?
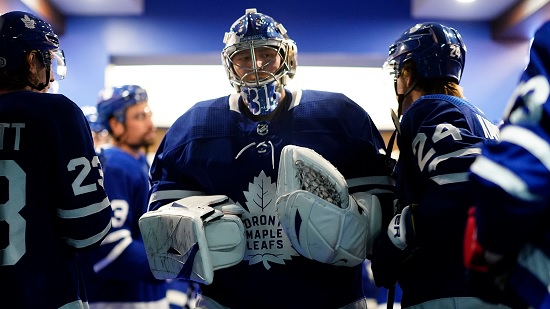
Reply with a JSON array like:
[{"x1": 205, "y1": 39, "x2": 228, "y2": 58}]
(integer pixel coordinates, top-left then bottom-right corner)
[
  {"x1": 276, "y1": 145, "x2": 383, "y2": 267},
  {"x1": 138, "y1": 195, "x2": 246, "y2": 285}
]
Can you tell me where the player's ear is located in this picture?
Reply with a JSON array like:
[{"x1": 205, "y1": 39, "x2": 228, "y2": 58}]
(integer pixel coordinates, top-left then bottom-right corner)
[
  {"x1": 26, "y1": 51, "x2": 37, "y2": 73},
  {"x1": 405, "y1": 74, "x2": 416, "y2": 89},
  {"x1": 109, "y1": 117, "x2": 123, "y2": 135}
]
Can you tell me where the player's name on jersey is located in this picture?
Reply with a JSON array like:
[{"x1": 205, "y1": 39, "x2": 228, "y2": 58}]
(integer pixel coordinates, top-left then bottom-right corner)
[{"x1": 0, "y1": 123, "x2": 25, "y2": 151}]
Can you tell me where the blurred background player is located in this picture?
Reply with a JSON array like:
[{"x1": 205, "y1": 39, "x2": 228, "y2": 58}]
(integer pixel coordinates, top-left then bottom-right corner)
[
  {"x1": 145, "y1": 8, "x2": 395, "y2": 309},
  {"x1": 0, "y1": 11, "x2": 112, "y2": 308},
  {"x1": 370, "y1": 22, "x2": 506, "y2": 308},
  {"x1": 464, "y1": 20, "x2": 550, "y2": 309},
  {"x1": 78, "y1": 85, "x2": 169, "y2": 308},
  {"x1": 81, "y1": 105, "x2": 111, "y2": 149}
]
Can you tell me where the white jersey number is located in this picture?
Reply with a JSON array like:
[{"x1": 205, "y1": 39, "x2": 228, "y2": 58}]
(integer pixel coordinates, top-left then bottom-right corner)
[
  {"x1": 0, "y1": 156, "x2": 103, "y2": 266},
  {"x1": 0, "y1": 160, "x2": 26, "y2": 266}
]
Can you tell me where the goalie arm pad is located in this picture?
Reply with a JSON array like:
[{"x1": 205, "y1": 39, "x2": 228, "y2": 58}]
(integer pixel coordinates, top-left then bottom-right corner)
[
  {"x1": 275, "y1": 145, "x2": 382, "y2": 267},
  {"x1": 138, "y1": 195, "x2": 246, "y2": 285}
]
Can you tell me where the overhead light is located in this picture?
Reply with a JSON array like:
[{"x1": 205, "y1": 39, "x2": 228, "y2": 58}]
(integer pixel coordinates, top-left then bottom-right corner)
[{"x1": 457, "y1": 0, "x2": 476, "y2": 2}]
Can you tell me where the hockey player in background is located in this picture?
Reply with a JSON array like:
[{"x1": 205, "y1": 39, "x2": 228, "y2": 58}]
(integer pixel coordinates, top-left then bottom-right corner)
[
  {"x1": 0, "y1": 11, "x2": 112, "y2": 308},
  {"x1": 370, "y1": 22, "x2": 507, "y2": 308},
  {"x1": 78, "y1": 85, "x2": 169, "y2": 308},
  {"x1": 139, "y1": 8, "x2": 395, "y2": 309},
  {"x1": 464, "y1": 21, "x2": 550, "y2": 309}
]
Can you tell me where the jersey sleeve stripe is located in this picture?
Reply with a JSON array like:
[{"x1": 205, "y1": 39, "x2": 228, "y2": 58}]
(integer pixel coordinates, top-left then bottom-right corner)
[
  {"x1": 428, "y1": 147, "x2": 481, "y2": 172},
  {"x1": 57, "y1": 197, "x2": 111, "y2": 219},
  {"x1": 430, "y1": 172, "x2": 469, "y2": 185},
  {"x1": 100, "y1": 229, "x2": 131, "y2": 245},
  {"x1": 93, "y1": 236, "x2": 133, "y2": 273},
  {"x1": 471, "y1": 156, "x2": 542, "y2": 202},
  {"x1": 63, "y1": 221, "x2": 111, "y2": 248},
  {"x1": 518, "y1": 244, "x2": 550, "y2": 289},
  {"x1": 500, "y1": 125, "x2": 550, "y2": 170}
]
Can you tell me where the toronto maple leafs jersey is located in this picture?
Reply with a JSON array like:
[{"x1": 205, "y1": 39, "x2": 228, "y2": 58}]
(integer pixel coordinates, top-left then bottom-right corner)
[
  {"x1": 148, "y1": 89, "x2": 395, "y2": 309},
  {"x1": 0, "y1": 91, "x2": 112, "y2": 308},
  {"x1": 79, "y1": 146, "x2": 168, "y2": 308},
  {"x1": 391, "y1": 94, "x2": 499, "y2": 307},
  {"x1": 469, "y1": 21, "x2": 550, "y2": 309}
]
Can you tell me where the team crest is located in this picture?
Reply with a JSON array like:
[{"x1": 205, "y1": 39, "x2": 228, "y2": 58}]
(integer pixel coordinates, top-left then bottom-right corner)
[
  {"x1": 239, "y1": 170, "x2": 298, "y2": 270},
  {"x1": 21, "y1": 15, "x2": 35, "y2": 29}
]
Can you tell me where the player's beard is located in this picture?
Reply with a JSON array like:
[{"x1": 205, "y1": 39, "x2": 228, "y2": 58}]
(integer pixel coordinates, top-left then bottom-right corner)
[{"x1": 124, "y1": 133, "x2": 155, "y2": 152}]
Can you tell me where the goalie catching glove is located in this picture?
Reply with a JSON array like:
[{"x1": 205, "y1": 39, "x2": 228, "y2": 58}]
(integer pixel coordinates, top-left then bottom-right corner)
[
  {"x1": 138, "y1": 195, "x2": 246, "y2": 285},
  {"x1": 275, "y1": 145, "x2": 383, "y2": 267}
]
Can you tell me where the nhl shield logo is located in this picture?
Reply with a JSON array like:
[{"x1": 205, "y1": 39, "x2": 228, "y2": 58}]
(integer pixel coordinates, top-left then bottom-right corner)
[{"x1": 257, "y1": 122, "x2": 269, "y2": 136}]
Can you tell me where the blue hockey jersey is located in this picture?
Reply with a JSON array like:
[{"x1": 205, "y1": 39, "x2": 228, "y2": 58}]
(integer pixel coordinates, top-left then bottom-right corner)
[
  {"x1": 149, "y1": 89, "x2": 395, "y2": 309},
  {"x1": 375, "y1": 94, "x2": 499, "y2": 307},
  {"x1": 79, "y1": 147, "x2": 168, "y2": 308},
  {"x1": 0, "y1": 91, "x2": 112, "y2": 308},
  {"x1": 469, "y1": 21, "x2": 550, "y2": 309}
]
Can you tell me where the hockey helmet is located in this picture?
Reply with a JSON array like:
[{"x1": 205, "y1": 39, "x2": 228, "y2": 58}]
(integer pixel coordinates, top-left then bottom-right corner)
[
  {"x1": 96, "y1": 85, "x2": 148, "y2": 132},
  {"x1": 383, "y1": 22, "x2": 466, "y2": 84},
  {"x1": 221, "y1": 8, "x2": 297, "y2": 115},
  {"x1": 0, "y1": 11, "x2": 66, "y2": 81}
]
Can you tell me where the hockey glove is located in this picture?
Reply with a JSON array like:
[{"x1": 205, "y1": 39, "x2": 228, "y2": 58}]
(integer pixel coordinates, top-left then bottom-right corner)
[
  {"x1": 371, "y1": 204, "x2": 417, "y2": 289},
  {"x1": 275, "y1": 145, "x2": 383, "y2": 267}
]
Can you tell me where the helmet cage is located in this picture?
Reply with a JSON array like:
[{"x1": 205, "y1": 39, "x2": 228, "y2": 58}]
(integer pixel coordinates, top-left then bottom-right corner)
[
  {"x1": 221, "y1": 9, "x2": 297, "y2": 115},
  {"x1": 223, "y1": 39, "x2": 292, "y2": 90}
]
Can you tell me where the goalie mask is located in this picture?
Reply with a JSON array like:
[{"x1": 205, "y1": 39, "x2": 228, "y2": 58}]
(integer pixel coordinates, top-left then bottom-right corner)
[
  {"x1": 0, "y1": 11, "x2": 66, "y2": 90},
  {"x1": 222, "y1": 8, "x2": 297, "y2": 116}
]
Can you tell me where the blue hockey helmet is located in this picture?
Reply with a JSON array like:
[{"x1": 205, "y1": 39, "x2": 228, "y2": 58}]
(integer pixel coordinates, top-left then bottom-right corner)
[
  {"x1": 221, "y1": 8, "x2": 297, "y2": 115},
  {"x1": 0, "y1": 11, "x2": 66, "y2": 83},
  {"x1": 81, "y1": 105, "x2": 104, "y2": 133},
  {"x1": 96, "y1": 85, "x2": 148, "y2": 132},
  {"x1": 383, "y1": 22, "x2": 466, "y2": 84}
]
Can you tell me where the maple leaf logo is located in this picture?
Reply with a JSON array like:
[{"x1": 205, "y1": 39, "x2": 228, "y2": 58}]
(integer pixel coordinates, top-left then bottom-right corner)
[
  {"x1": 21, "y1": 15, "x2": 35, "y2": 29},
  {"x1": 239, "y1": 170, "x2": 298, "y2": 270}
]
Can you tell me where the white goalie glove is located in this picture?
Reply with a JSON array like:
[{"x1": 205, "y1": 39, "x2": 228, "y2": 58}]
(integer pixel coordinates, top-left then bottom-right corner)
[
  {"x1": 138, "y1": 195, "x2": 246, "y2": 285},
  {"x1": 275, "y1": 145, "x2": 383, "y2": 267}
]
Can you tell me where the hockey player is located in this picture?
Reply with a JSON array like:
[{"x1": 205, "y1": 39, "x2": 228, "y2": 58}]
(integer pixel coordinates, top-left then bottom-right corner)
[
  {"x1": 78, "y1": 85, "x2": 168, "y2": 308},
  {"x1": 464, "y1": 21, "x2": 550, "y2": 309},
  {"x1": 141, "y1": 8, "x2": 395, "y2": 309},
  {"x1": 0, "y1": 11, "x2": 112, "y2": 309},
  {"x1": 370, "y1": 22, "x2": 505, "y2": 308}
]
